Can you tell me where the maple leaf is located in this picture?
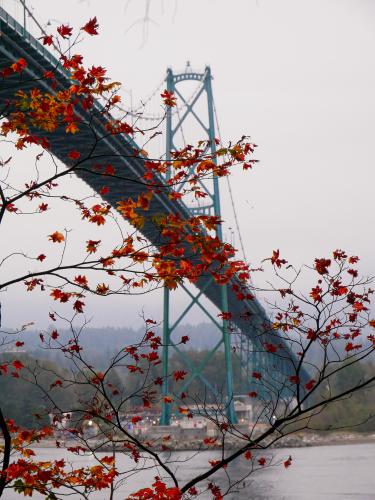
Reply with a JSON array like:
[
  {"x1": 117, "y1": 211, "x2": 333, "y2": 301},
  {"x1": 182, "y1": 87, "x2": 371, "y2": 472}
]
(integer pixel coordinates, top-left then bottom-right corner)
[
  {"x1": 73, "y1": 300, "x2": 85, "y2": 313},
  {"x1": 244, "y1": 450, "x2": 252, "y2": 460},
  {"x1": 203, "y1": 437, "x2": 217, "y2": 445},
  {"x1": 349, "y1": 255, "x2": 359, "y2": 264},
  {"x1": 271, "y1": 249, "x2": 287, "y2": 268},
  {"x1": 248, "y1": 391, "x2": 257, "y2": 398},
  {"x1": 50, "y1": 330, "x2": 59, "y2": 340},
  {"x1": 161, "y1": 89, "x2": 177, "y2": 107},
  {"x1": 348, "y1": 268, "x2": 359, "y2": 278},
  {"x1": 39, "y1": 203, "x2": 48, "y2": 212},
  {"x1": 264, "y1": 343, "x2": 277, "y2": 353},
  {"x1": 74, "y1": 275, "x2": 88, "y2": 287},
  {"x1": 314, "y1": 258, "x2": 331, "y2": 275},
  {"x1": 11, "y1": 58, "x2": 27, "y2": 73},
  {"x1": 68, "y1": 150, "x2": 81, "y2": 160},
  {"x1": 310, "y1": 285, "x2": 322, "y2": 302},
  {"x1": 48, "y1": 231, "x2": 65, "y2": 243},
  {"x1": 36, "y1": 254, "x2": 46, "y2": 262},
  {"x1": 180, "y1": 335, "x2": 189, "y2": 344},
  {"x1": 173, "y1": 370, "x2": 187, "y2": 382},
  {"x1": 12, "y1": 360, "x2": 24, "y2": 370},
  {"x1": 289, "y1": 375, "x2": 300, "y2": 384},
  {"x1": 82, "y1": 17, "x2": 99, "y2": 35},
  {"x1": 15, "y1": 341, "x2": 24, "y2": 347},
  {"x1": 258, "y1": 457, "x2": 266, "y2": 466},
  {"x1": 86, "y1": 239, "x2": 101, "y2": 253},
  {"x1": 131, "y1": 416, "x2": 142, "y2": 424},
  {"x1": 252, "y1": 371, "x2": 262, "y2": 380},
  {"x1": 90, "y1": 214, "x2": 106, "y2": 226},
  {"x1": 96, "y1": 283, "x2": 109, "y2": 295},
  {"x1": 100, "y1": 186, "x2": 109, "y2": 195},
  {"x1": 57, "y1": 24, "x2": 73, "y2": 38},
  {"x1": 284, "y1": 456, "x2": 292, "y2": 468},
  {"x1": 345, "y1": 342, "x2": 362, "y2": 352},
  {"x1": 218, "y1": 311, "x2": 232, "y2": 321},
  {"x1": 66, "y1": 122, "x2": 79, "y2": 134},
  {"x1": 304, "y1": 379, "x2": 316, "y2": 391},
  {"x1": 0, "y1": 364, "x2": 8, "y2": 375},
  {"x1": 41, "y1": 35, "x2": 53, "y2": 46}
]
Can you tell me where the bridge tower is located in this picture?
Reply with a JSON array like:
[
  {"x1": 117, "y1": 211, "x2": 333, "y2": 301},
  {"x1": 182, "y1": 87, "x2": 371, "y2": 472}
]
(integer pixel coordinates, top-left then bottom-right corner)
[{"x1": 160, "y1": 65, "x2": 237, "y2": 425}]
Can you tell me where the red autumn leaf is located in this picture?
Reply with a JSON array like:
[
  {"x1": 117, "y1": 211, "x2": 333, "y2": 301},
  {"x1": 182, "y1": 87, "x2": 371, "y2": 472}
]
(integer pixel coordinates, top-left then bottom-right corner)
[
  {"x1": 39, "y1": 203, "x2": 48, "y2": 212},
  {"x1": 74, "y1": 275, "x2": 88, "y2": 287},
  {"x1": 161, "y1": 89, "x2": 177, "y2": 107},
  {"x1": 310, "y1": 285, "x2": 322, "y2": 302},
  {"x1": 51, "y1": 330, "x2": 59, "y2": 340},
  {"x1": 48, "y1": 231, "x2": 64, "y2": 243},
  {"x1": 81, "y1": 17, "x2": 99, "y2": 35},
  {"x1": 203, "y1": 437, "x2": 217, "y2": 445},
  {"x1": 264, "y1": 343, "x2": 277, "y2": 353},
  {"x1": 349, "y1": 256, "x2": 359, "y2": 264},
  {"x1": 180, "y1": 335, "x2": 189, "y2": 344},
  {"x1": 37, "y1": 254, "x2": 46, "y2": 262},
  {"x1": 218, "y1": 311, "x2": 232, "y2": 321},
  {"x1": 248, "y1": 391, "x2": 257, "y2": 398},
  {"x1": 86, "y1": 239, "x2": 101, "y2": 253},
  {"x1": 0, "y1": 364, "x2": 8, "y2": 375},
  {"x1": 289, "y1": 375, "x2": 300, "y2": 384},
  {"x1": 348, "y1": 268, "x2": 359, "y2": 278},
  {"x1": 258, "y1": 457, "x2": 266, "y2": 466},
  {"x1": 99, "y1": 186, "x2": 109, "y2": 195},
  {"x1": 104, "y1": 164, "x2": 115, "y2": 175},
  {"x1": 333, "y1": 249, "x2": 347, "y2": 260},
  {"x1": 11, "y1": 58, "x2": 27, "y2": 73},
  {"x1": 96, "y1": 283, "x2": 109, "y2": 295},
  {"x1": 146, "y1": 318, "x2": 157, "y2": 324},
  {"x1": 12, "y1": 360, "x2": 24, "y2": 370},
  {"x1": 345, "y1": 342, "x2": 362, "y2": 352},
  {"x1": 314, "y1": 258, "x2": 331, "y2": 275},
  {"x1": 270, "y1": 249, "x2": 287, "y2": 268},
  {"x1": 57, "y1": 24, "x2": 73, "y2": 38},
  {"x1": 252, "y1": 371, "x2": 262, "y2": 380},
  {"x1": 244, "y1": 450, "x2": 252, "y2": 460},
  {"x1": 284, "y1": 456, "x2": 292, "y2": 468},
  {"x1": 73, "y1": 300, "x2": 85, "y2": 313},
  {"x1": 89, "y1": 214, "x2": 106, "y2": 226},
  {"x1": 173, "y1": 370, "x2": 187, "y2": 382},
  {"x1": 41, "y1": 35, "x2": 53, "y2": 46},
  {"x1": 304, "y1": 379, "x2": 316, "y2": 391},
  {"x1": 188, "y1": 487, "x2": 198, "y2": 496},
  {"x1": 353, "y1": 301, "x2": 366, "y2": 312},
  {"x1": 131, "y1": 416, "x2": 142, "y2": 424},
  {"x1": 15, "y1": 341, "x2": 24, "y2": 347},
  {"x1": 68, "y1": 150, "x2": 81, "y2": 160}
]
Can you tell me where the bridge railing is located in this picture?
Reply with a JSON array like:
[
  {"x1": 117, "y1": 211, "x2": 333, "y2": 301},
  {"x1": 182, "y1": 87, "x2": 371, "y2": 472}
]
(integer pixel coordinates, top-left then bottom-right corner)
[{"x1": 0, "y1": 0, "x2": 69, "y2": 74}]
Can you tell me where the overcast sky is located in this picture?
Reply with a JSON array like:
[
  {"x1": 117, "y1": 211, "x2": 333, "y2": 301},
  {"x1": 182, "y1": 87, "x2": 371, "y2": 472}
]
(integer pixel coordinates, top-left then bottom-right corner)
[{"x1": 1, "y1": 0, "x2": 375, "y2": 330}]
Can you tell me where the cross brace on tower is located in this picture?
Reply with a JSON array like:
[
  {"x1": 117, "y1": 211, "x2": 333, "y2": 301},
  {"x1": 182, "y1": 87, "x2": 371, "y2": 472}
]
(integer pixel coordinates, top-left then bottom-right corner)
[{"x1": 160, "y1": 65, "x2": 237, "y2": 425}]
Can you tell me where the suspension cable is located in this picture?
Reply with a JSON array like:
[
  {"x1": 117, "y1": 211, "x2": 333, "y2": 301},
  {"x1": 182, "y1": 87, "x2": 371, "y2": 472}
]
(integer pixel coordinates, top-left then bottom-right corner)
[{"x1": 213, "y1": 98, "x2": 247, "y2": 263}]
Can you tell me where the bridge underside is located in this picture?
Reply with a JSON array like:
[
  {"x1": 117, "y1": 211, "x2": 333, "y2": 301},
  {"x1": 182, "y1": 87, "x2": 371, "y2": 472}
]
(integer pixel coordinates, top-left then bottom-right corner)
[{"x1": 0, "y1": 7, "x2": 308, "y2": 413}]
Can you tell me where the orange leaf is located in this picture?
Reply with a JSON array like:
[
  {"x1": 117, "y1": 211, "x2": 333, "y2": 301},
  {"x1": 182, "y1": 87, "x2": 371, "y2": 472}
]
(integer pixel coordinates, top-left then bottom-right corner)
[{"x1": 48, "y1": 231, "x2": 64, "y2": 243}]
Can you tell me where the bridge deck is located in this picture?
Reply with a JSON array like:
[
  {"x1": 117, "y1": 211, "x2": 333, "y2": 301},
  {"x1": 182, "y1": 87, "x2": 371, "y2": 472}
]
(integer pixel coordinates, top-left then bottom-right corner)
[{"x1": 0, "y1": 6, "x2": 308, "y2": 384}]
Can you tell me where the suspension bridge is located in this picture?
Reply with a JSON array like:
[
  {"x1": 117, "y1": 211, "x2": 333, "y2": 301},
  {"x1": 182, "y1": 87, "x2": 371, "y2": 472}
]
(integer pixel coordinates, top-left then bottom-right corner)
[{"x1": 0, "y1": 2, "x2": 308, "y2": 424}]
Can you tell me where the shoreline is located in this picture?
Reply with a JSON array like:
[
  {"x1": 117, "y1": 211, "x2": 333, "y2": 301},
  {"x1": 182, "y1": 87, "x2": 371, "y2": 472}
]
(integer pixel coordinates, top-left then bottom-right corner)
[{"x1": 15, "y1": 431, "x2": 375, "y2": 452}]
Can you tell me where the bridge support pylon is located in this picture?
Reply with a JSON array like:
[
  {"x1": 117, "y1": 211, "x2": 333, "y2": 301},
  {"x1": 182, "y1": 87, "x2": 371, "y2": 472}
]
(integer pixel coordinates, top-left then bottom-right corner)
[{"x1": 160, "y1": 65, "x2": 237, "y2": 425}]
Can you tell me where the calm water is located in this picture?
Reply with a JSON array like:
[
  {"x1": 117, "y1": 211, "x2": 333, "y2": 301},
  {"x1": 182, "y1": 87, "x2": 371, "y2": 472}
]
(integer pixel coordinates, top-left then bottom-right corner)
[{"x1": 4, "y1": 443, "x2": 375, "y2": 499}]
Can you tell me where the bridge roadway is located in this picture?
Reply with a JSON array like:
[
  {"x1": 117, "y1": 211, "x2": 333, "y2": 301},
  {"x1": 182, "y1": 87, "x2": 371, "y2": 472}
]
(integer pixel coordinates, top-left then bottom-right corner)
[{"x1": 0, "y1": 7, "x2": 308, "y2": 386}]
